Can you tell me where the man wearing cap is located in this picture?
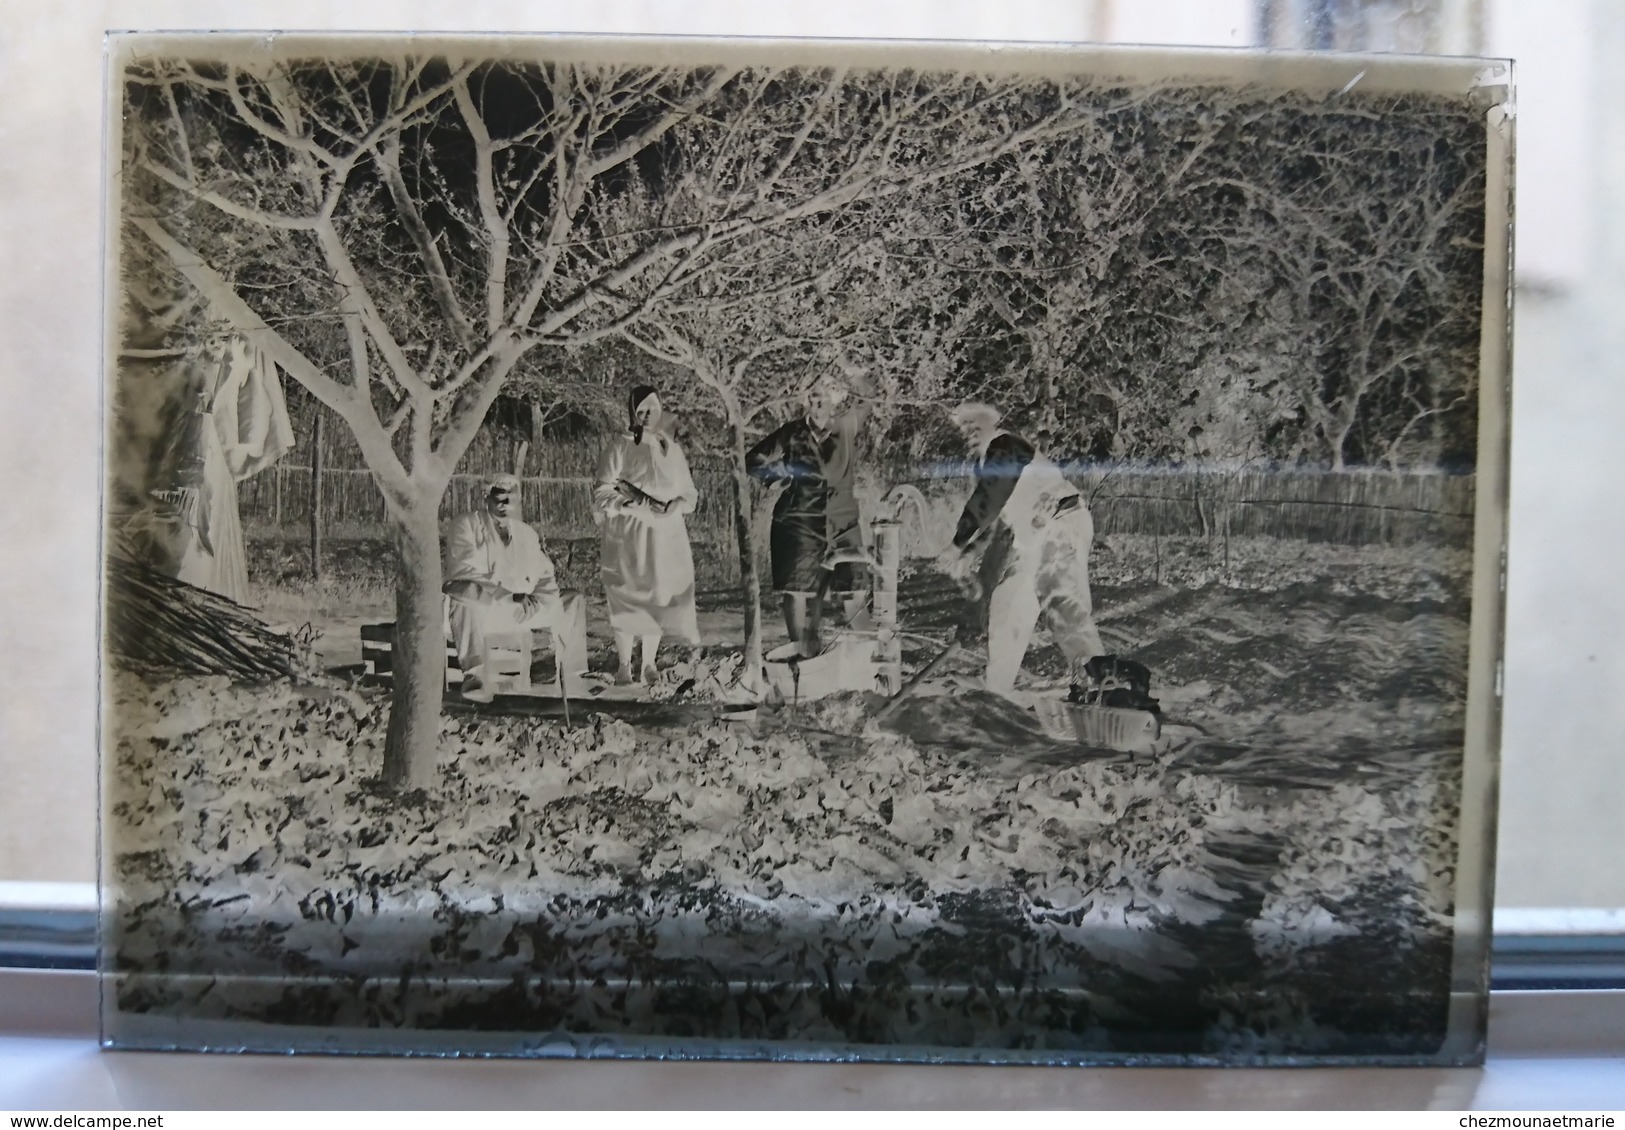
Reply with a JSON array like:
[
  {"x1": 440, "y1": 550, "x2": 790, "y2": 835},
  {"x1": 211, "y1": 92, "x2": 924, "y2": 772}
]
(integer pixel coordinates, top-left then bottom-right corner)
[
  {"x1": 939, "y1": 402, "x2": 1104, "y2": 696},
  {"x1": 443, "y1": 475, "x2": 589, "y2": 702}
]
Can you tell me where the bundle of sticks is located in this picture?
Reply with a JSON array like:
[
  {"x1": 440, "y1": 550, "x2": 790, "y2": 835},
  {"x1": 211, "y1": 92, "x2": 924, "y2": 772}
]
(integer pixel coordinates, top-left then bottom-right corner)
[{"x1": 105, "y1": 554, "x2": 301, "y2": 681}]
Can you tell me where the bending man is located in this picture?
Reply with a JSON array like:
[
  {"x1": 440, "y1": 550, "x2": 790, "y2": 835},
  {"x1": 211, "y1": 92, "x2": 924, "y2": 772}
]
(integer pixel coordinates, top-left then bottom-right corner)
[
  {"x1": 444, "y1": 474, "x2": 589, "y2": 703},
  {"x1": 940, "y1": 403, "x2": 1104, "y2": 696}
]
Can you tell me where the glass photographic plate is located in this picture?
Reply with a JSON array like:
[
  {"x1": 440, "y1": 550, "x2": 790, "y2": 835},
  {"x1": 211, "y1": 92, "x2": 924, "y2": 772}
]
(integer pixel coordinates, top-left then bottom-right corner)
[{"x1": 100, "y1": 32, "x2": 1512, "y2": 1064}]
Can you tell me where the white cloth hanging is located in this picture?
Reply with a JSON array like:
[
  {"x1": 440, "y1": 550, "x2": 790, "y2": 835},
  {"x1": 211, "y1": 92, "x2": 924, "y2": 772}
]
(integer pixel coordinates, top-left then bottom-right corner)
[{"x1": 173, "y1": 336, "x2": 295, "y2": 604}]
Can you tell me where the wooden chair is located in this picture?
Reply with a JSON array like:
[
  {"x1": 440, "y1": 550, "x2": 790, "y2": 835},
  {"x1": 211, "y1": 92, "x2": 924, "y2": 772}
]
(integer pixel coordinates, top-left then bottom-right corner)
[{"x1": 443, "y1": 595, "x2": 534, "y2": 693}]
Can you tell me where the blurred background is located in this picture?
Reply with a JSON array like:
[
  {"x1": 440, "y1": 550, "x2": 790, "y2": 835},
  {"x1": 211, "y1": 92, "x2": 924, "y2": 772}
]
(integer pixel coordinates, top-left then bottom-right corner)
[{"x1": 0, "y1": 0, "x2": 1617, "y2": 916}]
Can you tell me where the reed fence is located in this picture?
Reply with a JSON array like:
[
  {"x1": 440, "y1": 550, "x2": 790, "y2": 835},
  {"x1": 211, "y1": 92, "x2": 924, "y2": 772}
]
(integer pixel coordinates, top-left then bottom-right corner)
[{"x1": 239, "y1": 451, "x2": 1476, "y2": 588}]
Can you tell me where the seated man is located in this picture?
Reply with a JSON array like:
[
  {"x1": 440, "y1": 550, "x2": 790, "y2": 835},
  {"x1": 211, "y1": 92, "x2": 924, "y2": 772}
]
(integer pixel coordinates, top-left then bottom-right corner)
[{"x1": 444, "y1": 474, "x2": 589, "y2": 702}]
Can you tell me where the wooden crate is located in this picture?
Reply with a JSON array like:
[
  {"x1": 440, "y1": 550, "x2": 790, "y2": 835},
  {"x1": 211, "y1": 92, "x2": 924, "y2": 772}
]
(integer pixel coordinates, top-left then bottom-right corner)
[{"x1": 361, "y1": 621, "x2": 531, "y2": 692}]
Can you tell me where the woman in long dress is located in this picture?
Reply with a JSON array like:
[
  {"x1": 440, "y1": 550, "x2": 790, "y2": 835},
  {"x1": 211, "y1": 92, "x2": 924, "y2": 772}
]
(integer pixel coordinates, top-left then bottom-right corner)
[
  {"x1": 745, "y1": 379, "x2": 870, "y2": 657},
  {"x1": 594, "y1": 385, "x2": 700, "y2": 685}
]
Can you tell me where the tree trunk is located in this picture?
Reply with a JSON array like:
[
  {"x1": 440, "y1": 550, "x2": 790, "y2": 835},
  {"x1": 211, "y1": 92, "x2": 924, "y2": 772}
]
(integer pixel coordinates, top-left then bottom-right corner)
[
  {"x1": 309, "y1": 408, "x2": 324, "y2": 582},
  {"x1": 381, "y1": 503, "x2": 446, "y2": 790},
  {"x1": 729, "y1": 422, "x2": 763, "y2": 690}
]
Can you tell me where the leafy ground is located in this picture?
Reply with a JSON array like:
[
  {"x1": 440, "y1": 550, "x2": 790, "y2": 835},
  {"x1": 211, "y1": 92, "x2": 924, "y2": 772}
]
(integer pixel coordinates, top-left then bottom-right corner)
[{"x1": 106, "y1": 535, "x2": 1475, "y2": 1059}]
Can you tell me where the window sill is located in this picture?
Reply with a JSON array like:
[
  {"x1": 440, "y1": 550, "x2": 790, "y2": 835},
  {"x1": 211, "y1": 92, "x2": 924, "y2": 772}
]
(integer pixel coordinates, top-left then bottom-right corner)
[
  {"x1": 5, "y1": 888, "x2": 1622, "y2": 1107},
  {"x1": 1, "y1": 969, "x2": 1621, "y2": 1109},
  {"x1": 9, "y1": 890, "x2": 1622, "y2": 990}
]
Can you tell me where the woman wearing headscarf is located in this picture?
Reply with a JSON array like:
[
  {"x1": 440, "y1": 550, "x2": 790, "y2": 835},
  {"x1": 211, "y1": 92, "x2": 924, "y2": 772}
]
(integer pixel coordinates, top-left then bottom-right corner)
[
  {"x1": 745, "y1": 375, "x2": 871, "y2": 658},
  {"x1": 593, "y1": 385, "x2": 700, "y2": 685}
]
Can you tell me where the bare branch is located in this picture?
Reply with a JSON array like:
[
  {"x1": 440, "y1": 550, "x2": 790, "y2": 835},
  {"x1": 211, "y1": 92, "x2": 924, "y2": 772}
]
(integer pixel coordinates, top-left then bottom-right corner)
[
  {"x1": 619, "y1": 325, "x2": 692, "y2": 370},
  {"x1": 130, "y1": 214, "x2": 411, "y2": 494},
  {"x1": 365, "y1": 60, "x2": 479, "y2": 146},
  {"x1": 452, "y1": 72, "x2": 509, "y2": 334},
  {"x1": 137, "y1": 158, "x2": 320, "y2": 230},
  {"x1": 429, "y1": 337, "x2": 528, "y2": 467},
  {"x1": 224, "y1": 65, "x2": 338, "y2": 169},
  {"x1": 312, "y1": 219, "x2": 434, "y2": 403},
  {"x1": 585, "y1": 67, "x2": 738, "y2": 178},
  {"x1": 343, "y1": 315, "x2": 372, "y2": 397},
  {"x1": 749, "y1": 68, "x2": 846, "y2": 207},
  {"x1": 373, "y1": 136, "x2": 477, "y2": 346},
  {"x1": 158, "y1": 79, "x2": 194, "y2": 182}
]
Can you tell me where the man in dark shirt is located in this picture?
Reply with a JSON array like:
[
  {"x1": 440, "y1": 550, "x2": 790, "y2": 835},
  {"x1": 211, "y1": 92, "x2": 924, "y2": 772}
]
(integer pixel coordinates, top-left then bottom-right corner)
[
  {"x1": 746, "y1": 378, "x2": 869, "y2": 657},
  {"x1": 939, "y1": 402, "x2": 1105, "y2": 695}
]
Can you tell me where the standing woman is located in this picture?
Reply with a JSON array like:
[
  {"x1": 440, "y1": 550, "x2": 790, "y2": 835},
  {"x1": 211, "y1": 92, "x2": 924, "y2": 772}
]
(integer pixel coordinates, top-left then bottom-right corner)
[
  {"x1": 746, "y1": 377, "x2": 870, "y2": 658},
  {"x1": 594, "y1": 386, "x2": 701, "y2": 685}
]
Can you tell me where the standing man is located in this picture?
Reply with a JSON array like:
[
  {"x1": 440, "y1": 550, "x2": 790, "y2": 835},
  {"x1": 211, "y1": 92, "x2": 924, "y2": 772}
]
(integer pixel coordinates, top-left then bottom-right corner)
[
  {"x1": 746, "y1": 375, "x2": 871, "y2": 658},
  {"x1": 939, "y1": 402, "x2": 1104, "y2": 696},
  {"x1": 444, "y1": 474, "x2": 589, "y2": 703}
]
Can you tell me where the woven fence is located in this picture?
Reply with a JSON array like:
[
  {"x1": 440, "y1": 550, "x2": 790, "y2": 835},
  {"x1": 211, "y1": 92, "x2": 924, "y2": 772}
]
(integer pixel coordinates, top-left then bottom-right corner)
[
  {"x1": 239, "y1": 452, "x2": 1476, "y2": 587},
  {"x1": 238, "y1": 460, "x2": 742, "y2": 541}
]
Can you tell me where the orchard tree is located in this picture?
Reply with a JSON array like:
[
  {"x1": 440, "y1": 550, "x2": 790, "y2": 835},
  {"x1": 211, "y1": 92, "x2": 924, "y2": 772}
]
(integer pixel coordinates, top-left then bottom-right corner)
[
  {"x1": 859, "y1": 97, "x2": 1247, "y2": 462},
  {"x1": 122, "y1": 50, "x2": 1111, "y2": 786},
  {"x1": 1171, "y1": 92, "x2": 1488, "y2": 469},
  {"x1": 124, "y1": 57, "x2": 748, "y2": 786},
  {"x1": 871, "y1": 88, "x2": 1486, "y2": 472}
]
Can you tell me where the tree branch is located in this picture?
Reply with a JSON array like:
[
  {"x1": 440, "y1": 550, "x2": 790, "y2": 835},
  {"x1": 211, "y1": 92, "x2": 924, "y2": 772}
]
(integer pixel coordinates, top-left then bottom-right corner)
[
  {"x1": 373, "y1": 136, "x2": 477, "y2": 346},
  {"x1": 746, "y1": 68, "x2": 845, "y2": 208},
  {"x1": 313, "y1": 219, "x2": 434, "y2": 403},
  {"x1": 224, "y1": 65, "x2": 338, "y2": 169},
  {"x1": 158, "y1": 79, "x2": 194, "y2": 183},
  {"x1": 452, "y1": 72, "x2": 509, "y2": 333},
  {"x1": 137, "y1": 158, "x2": 320, "y2": 230},
  {"x1": 358, "y1": 61, "x2": 474, "y2": 148},
  {"x1": 585, "y1": 67, "x2": 737, "y2": 178},
  {"x1": 130, "y1": 215, "x2": 410, "y2": 495},
  {"x1": 430, "y1": 338, "x2": 528, "y2": 469},
  {"x1": 619, "y1": 325, "x2": 692, "y2": 370}
]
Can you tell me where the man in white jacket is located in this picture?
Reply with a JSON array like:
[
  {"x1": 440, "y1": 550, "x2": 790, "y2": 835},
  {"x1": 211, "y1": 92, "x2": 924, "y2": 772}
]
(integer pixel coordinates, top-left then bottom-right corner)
[
  {"x1": 444, "y1": 475, "x2": 589, "y2": 702},
  {"x1": 939, "y1": 402, "x2": 1105, "y2": 695}
]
